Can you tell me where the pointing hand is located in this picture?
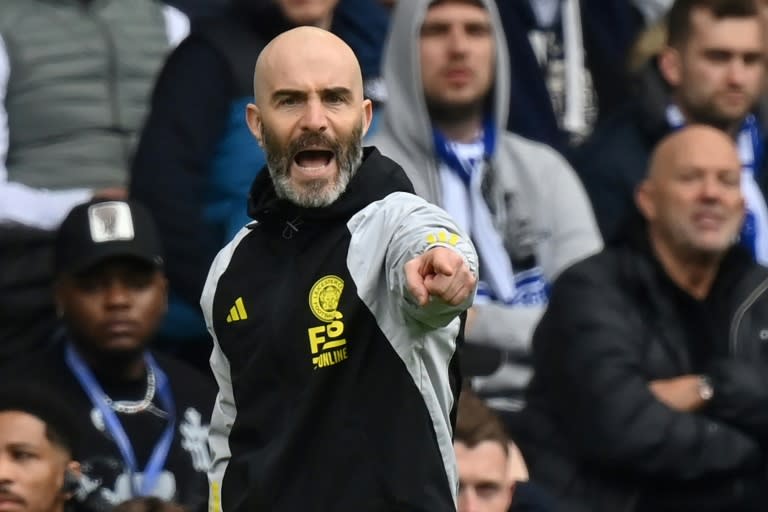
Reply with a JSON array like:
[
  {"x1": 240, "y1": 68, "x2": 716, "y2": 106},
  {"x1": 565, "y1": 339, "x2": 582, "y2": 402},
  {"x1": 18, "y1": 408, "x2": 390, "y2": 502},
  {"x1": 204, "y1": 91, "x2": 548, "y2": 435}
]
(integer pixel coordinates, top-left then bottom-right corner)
[{"x1": 404, "y1": 247, "x2": 476, "y2": 306}]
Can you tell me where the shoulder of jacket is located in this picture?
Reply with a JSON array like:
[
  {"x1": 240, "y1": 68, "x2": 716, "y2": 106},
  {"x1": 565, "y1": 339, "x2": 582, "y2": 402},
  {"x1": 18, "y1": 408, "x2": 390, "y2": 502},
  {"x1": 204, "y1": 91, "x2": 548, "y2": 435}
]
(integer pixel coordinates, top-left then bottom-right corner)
[
  {"x1": 733, "y1": 263, "x2": 768, "y2": 300},
  {"x1": 496, "y1": 131, "x2": 570, "y2": 168},
  {"x1": 557, "y1": 246, "x2": 627, "y2": 285},
  {"x1": 493, "y1": 131, "x2": 580, "y2": 193},
  {"x1": 367, "y1": 134, "x2": 414, "y2": 163}
]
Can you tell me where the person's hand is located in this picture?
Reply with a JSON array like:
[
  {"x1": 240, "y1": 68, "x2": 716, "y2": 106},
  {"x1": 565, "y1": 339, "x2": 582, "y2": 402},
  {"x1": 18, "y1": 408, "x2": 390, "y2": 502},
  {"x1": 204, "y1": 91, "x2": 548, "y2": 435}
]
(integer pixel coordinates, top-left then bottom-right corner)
[
  {"x1": 93, "y1": 186, "x2": 128, "y2": 200},
  {"x1": 649, "y1": 375, "x2": 706, "y2": 412},
  {"x1": 404, "y1": 246, "x2": 476, "y2": 306}
]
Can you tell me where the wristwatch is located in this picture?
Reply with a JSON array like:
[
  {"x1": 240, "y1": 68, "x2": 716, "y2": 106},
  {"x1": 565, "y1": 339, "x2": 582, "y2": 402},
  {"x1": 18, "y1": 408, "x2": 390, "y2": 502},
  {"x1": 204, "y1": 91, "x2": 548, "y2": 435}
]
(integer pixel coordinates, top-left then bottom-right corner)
[{"x1": 698, "y1": 375, "x2": 714, "y2": 402}]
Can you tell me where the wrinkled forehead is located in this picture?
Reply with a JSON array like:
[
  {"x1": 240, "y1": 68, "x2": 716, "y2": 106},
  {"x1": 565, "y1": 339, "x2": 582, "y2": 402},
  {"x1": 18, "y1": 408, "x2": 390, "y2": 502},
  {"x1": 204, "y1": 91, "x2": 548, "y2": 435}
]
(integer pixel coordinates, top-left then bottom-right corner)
[{"x1": 257, "y1": 40, "x2": 363, "y2": 101}]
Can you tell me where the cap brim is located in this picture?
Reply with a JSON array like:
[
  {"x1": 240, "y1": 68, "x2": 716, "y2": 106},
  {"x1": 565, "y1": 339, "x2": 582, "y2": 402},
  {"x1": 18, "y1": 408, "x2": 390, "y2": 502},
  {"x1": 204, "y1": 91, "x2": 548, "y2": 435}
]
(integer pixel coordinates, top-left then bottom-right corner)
[{"x1": 64, "y1": 244, "x2": 163, "y2": 276}]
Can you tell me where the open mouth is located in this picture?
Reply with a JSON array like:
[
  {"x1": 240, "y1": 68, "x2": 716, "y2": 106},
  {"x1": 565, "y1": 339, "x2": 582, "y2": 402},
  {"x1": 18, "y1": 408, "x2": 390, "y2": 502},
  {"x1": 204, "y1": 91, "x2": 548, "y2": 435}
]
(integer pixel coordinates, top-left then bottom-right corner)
[{"x1": 294, "y1": 149, "x2": 335, "y2": 170}]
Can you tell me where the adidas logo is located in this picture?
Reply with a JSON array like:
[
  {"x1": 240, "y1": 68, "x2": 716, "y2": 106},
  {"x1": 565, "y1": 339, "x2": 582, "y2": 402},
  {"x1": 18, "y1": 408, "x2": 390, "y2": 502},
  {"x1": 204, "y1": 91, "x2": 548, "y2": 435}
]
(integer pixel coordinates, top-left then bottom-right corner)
[{"x1": 226, "y1": 297, "x2": 248, "y2": 323}]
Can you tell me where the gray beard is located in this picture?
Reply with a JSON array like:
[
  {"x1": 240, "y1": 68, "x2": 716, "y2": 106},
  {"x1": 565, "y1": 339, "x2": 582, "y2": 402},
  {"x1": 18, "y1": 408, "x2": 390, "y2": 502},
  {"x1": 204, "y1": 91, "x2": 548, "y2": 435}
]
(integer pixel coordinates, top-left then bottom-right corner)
[
  {"x1": 270, "y1": 158, "x2": 355, "y2": 208},
  {"x1": 262, "y1": 124, "x2": 364, "y2": 208}
]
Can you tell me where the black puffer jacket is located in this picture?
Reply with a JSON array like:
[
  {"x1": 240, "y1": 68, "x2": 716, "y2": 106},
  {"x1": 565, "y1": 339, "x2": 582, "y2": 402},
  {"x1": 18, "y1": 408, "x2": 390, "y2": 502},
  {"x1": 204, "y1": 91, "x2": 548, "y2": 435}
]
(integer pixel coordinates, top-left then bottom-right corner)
[{"x1": 518, "y1": 232, "x2": 768, "y2": 512}]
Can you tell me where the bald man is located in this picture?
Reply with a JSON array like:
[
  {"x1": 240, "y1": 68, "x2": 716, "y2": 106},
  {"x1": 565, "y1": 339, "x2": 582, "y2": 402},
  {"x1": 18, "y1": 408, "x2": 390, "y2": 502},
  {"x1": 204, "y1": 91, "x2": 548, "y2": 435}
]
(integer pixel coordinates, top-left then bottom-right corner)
[
  {"x1": 201, "y1": 27, "x2": 479, "y2": 511},
  {"x1": 517, "y1": 125, "x2": 768, "y2": 511}
]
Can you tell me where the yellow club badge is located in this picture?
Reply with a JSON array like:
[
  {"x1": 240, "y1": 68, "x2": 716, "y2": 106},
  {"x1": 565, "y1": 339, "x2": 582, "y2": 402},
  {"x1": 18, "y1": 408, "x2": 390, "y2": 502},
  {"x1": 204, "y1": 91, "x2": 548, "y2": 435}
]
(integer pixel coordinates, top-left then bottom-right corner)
[{"x1": 309, "y1": 275, "x2": 344, "y2": 322}]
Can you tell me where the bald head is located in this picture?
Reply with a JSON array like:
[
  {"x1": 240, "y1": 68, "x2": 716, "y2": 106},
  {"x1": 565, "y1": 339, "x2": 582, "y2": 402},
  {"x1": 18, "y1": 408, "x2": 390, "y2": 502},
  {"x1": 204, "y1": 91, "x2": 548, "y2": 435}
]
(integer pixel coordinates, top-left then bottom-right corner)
[
  {"x1": 254, "y1": 27, "x2": 364, "y2": 105},
  {"x1": 636, "y1": 124, "x2": 745, "y2": 265},
  {"x1": 244, "y1": 26, "x2": 373, "y2": 209},
  {"x1": 647, "y1": 124, "x2": 740, "y2": 183}
]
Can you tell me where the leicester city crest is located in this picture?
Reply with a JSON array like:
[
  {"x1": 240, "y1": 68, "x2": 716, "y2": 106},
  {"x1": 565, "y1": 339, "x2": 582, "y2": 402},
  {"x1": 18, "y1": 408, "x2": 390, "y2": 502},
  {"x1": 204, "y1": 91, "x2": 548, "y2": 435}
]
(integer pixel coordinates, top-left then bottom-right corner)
[{"x1": 308, "y1": 275, "x2": 344, "y2": 322}]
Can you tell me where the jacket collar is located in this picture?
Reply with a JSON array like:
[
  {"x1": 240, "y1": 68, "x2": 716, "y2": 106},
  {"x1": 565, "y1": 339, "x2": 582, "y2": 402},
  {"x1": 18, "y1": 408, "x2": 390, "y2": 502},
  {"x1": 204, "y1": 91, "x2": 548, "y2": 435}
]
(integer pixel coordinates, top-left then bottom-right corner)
[{"x1": 246, "y1": 146, "x2": 414, "y2": 226}]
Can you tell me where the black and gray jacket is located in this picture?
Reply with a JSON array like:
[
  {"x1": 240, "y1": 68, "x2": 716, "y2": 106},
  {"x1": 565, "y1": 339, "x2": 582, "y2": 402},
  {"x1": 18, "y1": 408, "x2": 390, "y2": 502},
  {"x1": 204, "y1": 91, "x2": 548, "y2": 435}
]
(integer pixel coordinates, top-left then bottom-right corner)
[
  {"x1": 201, "y1": 147, "x2": 478, "y2": 511},
  {"x1": 520, "y1": 228, "x2": 768, "y2": 512}
]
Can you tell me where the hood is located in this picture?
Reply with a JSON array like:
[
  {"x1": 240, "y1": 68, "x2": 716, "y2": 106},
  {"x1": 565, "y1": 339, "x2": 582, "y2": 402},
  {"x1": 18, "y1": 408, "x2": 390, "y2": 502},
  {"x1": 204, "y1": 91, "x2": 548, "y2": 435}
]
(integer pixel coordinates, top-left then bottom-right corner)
[
  {"x1": 246, "y1": 146, "x2": 414, "y2": 226},
  {"x1": 380, "y1": 0, "x2": 510, "y2": 155}
]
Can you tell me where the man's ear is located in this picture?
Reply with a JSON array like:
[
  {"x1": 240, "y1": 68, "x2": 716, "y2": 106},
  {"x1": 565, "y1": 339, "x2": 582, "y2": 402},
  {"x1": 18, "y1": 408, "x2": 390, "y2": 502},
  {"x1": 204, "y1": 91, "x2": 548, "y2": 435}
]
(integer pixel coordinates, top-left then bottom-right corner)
[
  {"x1": 61, "y1": 461, "x2": 81, "y2": 497},
  {"x1": 658, "y1": 46, "x2": 682, "y2": 87},
  {"x1": 635, "y1": 180, "x2": 656, "y2": 221},
  {"x1": 360, "y1": 98, "x2": 374, "y2": 139},
  {"x1": 245, "y1": 103, "x2": 264, "y2": 147}
]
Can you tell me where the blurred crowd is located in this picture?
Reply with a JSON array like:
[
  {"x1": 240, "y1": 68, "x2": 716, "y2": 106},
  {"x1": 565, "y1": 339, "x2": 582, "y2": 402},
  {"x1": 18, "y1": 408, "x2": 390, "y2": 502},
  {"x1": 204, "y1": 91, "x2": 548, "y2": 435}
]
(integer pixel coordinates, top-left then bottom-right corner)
[{"x1": 2, "y1": 0, "x2": 768, "y2": 511}]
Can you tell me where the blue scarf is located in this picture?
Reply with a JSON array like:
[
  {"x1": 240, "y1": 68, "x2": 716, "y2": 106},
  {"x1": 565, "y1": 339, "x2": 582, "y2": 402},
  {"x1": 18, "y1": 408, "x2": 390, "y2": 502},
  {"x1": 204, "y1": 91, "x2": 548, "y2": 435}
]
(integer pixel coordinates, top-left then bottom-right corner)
[
  {"x1": 432, "y1": 117, "x2": 496, "y2": 185},
  {"x1": 433, "y1": 118, "x2": 549, "y2": 306}
]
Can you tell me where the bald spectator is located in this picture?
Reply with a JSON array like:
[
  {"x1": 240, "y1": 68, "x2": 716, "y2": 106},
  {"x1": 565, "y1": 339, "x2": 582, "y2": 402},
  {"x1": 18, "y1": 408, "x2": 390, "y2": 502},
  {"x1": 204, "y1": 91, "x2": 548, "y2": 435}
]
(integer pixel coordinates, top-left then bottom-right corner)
[
  {"x1": 520, "y1": 125, "x2": 768, "y2": 511},
  {"x1": 574, "y1": 0, "x2": 768, "y2": 249}
]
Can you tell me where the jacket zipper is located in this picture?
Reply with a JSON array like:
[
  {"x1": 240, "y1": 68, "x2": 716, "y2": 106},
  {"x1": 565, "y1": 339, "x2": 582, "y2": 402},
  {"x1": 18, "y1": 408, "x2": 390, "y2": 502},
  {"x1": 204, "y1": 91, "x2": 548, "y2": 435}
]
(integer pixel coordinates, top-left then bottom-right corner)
[{"x1": 729, "y1": 275, "x2": 768, "y2": 355}]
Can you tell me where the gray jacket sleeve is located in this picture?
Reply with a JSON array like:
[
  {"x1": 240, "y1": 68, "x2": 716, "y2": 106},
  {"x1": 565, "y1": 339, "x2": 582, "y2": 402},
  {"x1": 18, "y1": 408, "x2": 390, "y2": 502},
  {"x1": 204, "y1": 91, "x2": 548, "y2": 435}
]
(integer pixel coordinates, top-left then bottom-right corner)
[
  {"x1": 346, "y1": 191, "x2": 478, "y2": 503},
  {"x1": 347, "y1": 191, "x2": 478, "y2": 329}
]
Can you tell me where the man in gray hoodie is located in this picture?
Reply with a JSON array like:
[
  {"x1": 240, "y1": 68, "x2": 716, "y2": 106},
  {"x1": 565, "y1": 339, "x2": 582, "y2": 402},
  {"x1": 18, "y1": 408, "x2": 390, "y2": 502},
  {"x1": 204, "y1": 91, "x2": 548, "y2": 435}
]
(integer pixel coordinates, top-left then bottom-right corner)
[{"x1": 371, "y1": 0, "x2": 602, "y2": 430}]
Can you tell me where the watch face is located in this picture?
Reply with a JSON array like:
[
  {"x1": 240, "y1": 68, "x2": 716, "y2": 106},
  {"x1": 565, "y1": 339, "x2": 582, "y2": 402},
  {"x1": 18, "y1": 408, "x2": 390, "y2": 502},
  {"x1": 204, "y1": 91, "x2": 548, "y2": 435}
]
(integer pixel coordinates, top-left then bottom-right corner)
[{"x1": 699, "y1": 377, "x2": 714, "y2": 401}]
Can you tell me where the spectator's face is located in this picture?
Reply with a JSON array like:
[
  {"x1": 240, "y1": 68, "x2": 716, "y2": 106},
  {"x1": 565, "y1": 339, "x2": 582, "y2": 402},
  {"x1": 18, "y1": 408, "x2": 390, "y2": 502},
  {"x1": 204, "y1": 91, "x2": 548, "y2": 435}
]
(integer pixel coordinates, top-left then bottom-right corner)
[
  {"x1": 276, "y1": 0, "x2": 339, "y2": 27},
  {"x1": 664, "y1": 8, "x2": 764, "y2": 129},
  {"x1": 55, "y1": 258, "x2": 167, "y2": 360},
  {"x1": 248, "y1": 32, "x2": 373, "y2": 208},
  {"x1": 637, "y1": 127, "x2": 745, "y2": 259},
  {"x1": 419, "y1": 1, "x2": 495, "y2": 118},
  {"x1": 455, "y1": 441, "x2": 513, "y2": 512},
  {"x1": 0, "y1": 412, "x2": 72, "y2": 512}
]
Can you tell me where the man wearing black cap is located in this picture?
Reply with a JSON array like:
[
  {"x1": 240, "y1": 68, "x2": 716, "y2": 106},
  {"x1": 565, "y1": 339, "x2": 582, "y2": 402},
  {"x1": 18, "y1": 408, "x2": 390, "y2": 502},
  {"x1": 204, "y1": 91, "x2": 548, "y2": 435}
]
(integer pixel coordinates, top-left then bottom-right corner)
[{"x1": 4, "y1": 199, "x2": 215, "y2": 510}]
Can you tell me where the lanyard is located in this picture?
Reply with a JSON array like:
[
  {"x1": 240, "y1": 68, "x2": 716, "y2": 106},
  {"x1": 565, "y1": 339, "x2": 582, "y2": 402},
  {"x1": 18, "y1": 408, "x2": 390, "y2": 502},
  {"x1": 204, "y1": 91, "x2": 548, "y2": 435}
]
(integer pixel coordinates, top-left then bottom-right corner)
[
  {"x1": 433, "y1": 117, "x2": 496, "y2": 186},
  {"x1": 65, "y1": 343, "x2": 176, "y2": 497}
]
